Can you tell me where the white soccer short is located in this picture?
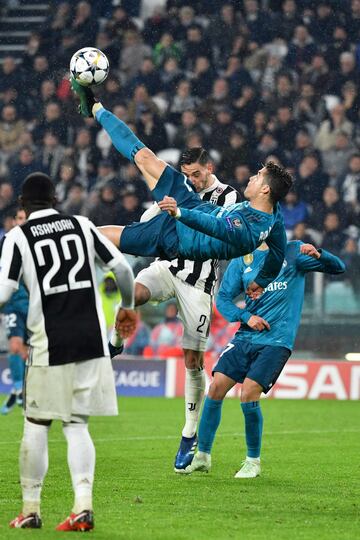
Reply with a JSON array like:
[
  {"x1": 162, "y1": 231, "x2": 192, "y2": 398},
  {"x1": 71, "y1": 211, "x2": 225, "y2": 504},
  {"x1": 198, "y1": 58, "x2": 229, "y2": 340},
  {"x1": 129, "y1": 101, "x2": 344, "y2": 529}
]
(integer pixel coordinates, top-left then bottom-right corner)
[
  {"x1": 136, "y1": 261, "x2": 212, "y2": 352},
  {"x1": 24, "y1": 356, "x2": 118, "y2": 423}
]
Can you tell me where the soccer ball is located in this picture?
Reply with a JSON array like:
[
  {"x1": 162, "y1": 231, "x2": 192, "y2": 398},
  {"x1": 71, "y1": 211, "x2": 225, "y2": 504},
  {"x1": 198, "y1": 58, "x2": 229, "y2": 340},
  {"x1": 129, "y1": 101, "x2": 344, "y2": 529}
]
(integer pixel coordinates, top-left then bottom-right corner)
[{"x1": 70, "y1": 47, "x2": 109, "y2": 87}]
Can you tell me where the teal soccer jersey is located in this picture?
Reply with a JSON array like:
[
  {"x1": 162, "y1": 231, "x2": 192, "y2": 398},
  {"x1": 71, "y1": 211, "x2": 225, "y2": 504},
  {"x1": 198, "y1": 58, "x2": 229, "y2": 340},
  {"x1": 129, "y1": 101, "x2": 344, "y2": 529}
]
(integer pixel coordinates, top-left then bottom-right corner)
[{"x1": 217, "y1": 241, "x2": 345, "y2": 350}]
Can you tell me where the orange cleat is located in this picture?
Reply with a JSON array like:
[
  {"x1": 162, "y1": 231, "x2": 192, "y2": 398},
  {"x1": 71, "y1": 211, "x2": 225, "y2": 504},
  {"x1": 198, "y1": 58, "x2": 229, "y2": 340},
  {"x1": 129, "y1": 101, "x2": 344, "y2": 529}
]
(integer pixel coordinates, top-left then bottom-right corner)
[
  {"x1": 9, "y1": 513, "x2": 42, "y2": 529},
  {"x1": 56, "y1": 510, "x2": 94, "y2": 532}
]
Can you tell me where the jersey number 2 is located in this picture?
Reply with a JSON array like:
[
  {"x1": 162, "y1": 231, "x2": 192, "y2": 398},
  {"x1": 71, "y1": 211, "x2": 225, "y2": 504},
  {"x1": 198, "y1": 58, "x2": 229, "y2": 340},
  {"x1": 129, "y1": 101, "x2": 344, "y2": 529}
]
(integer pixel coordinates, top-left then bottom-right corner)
[{"x1": 34, "y1": 235, "x2": 91, "y2": 296}]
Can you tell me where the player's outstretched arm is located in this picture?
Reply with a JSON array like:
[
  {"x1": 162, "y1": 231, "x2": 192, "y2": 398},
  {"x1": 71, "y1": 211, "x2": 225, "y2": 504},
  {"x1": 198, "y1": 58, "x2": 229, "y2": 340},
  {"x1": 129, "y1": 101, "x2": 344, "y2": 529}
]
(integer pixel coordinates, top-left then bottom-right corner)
[
  {"x1": 71, "y1": 79, "x2": 166, "y2": 190},
  {"x1": 296, "y1": 243, "x2": 346, "y2": 274},
  {"x1": 158, "y1": 197, "x2": 246, "y2": 245},
  {"x1": 217, "y1": 259, "x2": 251, "y2": 323},
  {"x1": 250, "y1": 219, "x2": 287, "y2": 293},
  {"x1": 217, "y1": 259, "x2": 270, "y2": 331}
]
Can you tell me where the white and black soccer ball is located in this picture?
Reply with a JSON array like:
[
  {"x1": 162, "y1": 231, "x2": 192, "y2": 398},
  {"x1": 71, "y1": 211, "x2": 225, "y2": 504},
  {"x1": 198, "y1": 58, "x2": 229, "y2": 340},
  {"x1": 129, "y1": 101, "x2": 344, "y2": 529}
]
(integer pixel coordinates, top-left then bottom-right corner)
[{"x1": 70, "y1": 47, "x2": 109, "y2": 87}]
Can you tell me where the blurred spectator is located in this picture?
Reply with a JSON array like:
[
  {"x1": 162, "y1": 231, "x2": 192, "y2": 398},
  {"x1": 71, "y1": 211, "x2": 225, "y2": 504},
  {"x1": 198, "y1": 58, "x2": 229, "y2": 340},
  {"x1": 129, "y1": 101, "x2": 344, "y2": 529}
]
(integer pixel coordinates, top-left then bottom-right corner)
[
  {"x1": 219, "y1": 129, "x2": 250, "y2": 180},
  {"x1": 309, "y1": 2, "x2": 337, "y2": 47},
  {"x1": 315, "y1": 103, "x2": 353, "y2": 152},
  {"x1": 276, "y1": 0, "x2": 303, "y2": 41},
  {"x1": 201, "y1": 78, "x2": 232, "y2": 124},
  {"x1": 160, "y1": 58, "x2": 183, "y2": 95},
  {"x1": 341, "y1": 153, "x2": 360, "y2": 216},
  {"x1": 340, "y1": 238, "x2": 360, "y2": 291},
  {"x1": 310, "y1": 187, "x2": 347, "y2": 231},
  {"x1": 34, "y1": 102, "x2": 68, "y2": 145},
  {"x1": 72, "y1": 128, "x2": 102, "y2": 185},
  {"x1": 322, "y1": 132, "x2": 357, "y2": 183},
  {"x1": 190, "y1": 56, "x2": 216, "y2": 100},
  {"x1": 233, "y1": 85, "x2": 259, "y2": 128},
  {"x1": 153, "y1": 33, "x2": 182, "y2": 68},
  {"x1": 321, "y1": 212, "x2": 347, "y2": 255},
  {"x1": 296, "y1": 154, "x2": 328, "y2": 203},
  {"x1": 95, "y1": 31, "x2": 120, "y2": 67},
  {"x1": 0, "y1": 56, "x2": 22, "y2": 95},
  {"x1": 90, "y1": 160, "x2": 117, "y2": 193},
  {"x1": 206, "y1": 3, "x2": 239, "y2": 61},
  {"x1": 0, "y1": 182, "x2": 16, "y2": 228},
  {"x1": 118, "y1": 192, "x2": 143, "y2": 225},
  {"x1": 9, "y1": 146, "x2": 43, "y2": 197},
  {"x1": 127, "y1": 85, "x2": 159, "y2": 123},
  {"x1": 149, "y1": 302, "x2": 183, "y2": 355},
  {"x1": 173, "y1": 110, "x2": 206, "y2": 149},
  {"x1": 168, "y1": 80, "x2": 200, "y2": 123},
  {"x1": 129, "y1": 58, "x2": 162, "y2": 96},
  {"x1": 272, "y1": 105, "x2": 301, "y2": 153},
  {"x1": 37, "y1": 131, "x2": 65, "y2": 180},
  {"x1": 105, "y1": 6, "x2": 137, "y2": 44},
  {"x1": 328, "y1": 51, "x2": 359, "y2": 95},
  {"x1": 88, "y1": 184, "x2": 123, "y2": 226},
  {"x1": 120, "y1": 30, "x2": 152, "y2": 81},
  {"x1": 61, "y1": 183, "x2": 86, "y2": 215},
  {"x1": 55, "y1": 161, "x2": 79, "y2": 204},
  {"x1": 0, "y1": 105, "x2": 26, "y2": 159},
  {"x1": 136, "y1": 108, "x2": 168, "y2": 153},
  {"x1": 231, "y1": 164, "x2": 251, "y2": 197},
  {"x1": 341, "y1": 81, "x2": 360, "y2": 124},
  {"x1": 286, "y1": 25, "x2": 317, "y2": 72},
  {"x1": 71, "y1": 1, "x2": 98, "y2": 44},
  {"x1": 292, "y1": 222, "x2": 315, "y2": 244},
  {"x1": 142, "y1": 6, "x2": 172, "y2": 47},
  {"x1": 243, "y1": 0, "x2": 272, "y2": 45},
  {"x1": 302, "y1": 54, "x2": 330, "y2": 96},
  {"x1": 182, "y1": 25, "x2": 210, "y2": 71},
  {"x1": 224, "y1": 55, "x2": 253, "y2": 99},
  {"x1": 118, "y1": 163, "x2": 150, "y2": 203},
  {"x1": 280, "y1": 190, "x2": 308, "y2": 231}
]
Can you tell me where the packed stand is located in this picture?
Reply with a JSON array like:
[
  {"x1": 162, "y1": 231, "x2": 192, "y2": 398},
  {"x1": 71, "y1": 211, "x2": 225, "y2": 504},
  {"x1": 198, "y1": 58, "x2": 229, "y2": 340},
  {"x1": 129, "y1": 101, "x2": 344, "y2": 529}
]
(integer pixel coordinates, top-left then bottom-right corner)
[{"x1": 0, "y1": 0, "x2": 359, "y2": 303}]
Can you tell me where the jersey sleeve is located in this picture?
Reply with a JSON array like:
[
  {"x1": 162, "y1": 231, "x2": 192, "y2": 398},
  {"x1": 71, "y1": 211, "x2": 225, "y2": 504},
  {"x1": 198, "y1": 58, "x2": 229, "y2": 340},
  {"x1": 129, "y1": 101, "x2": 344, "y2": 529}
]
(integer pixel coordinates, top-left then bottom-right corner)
[
  {"x1": 0, "y1": 231, "x2": 23, "y2": 306},
  {"x1": 216, "y1": 259, "x2": 252, "y2": 323},
  {"x1": 177, "y1": 207, "x2": 246, "y2": 247},
  {"x1": 253, "y1": 218, "x2": 287, "y2": 289},
  {"x1": 296, "y1": 245, "x2": 346, "y2": 274}
]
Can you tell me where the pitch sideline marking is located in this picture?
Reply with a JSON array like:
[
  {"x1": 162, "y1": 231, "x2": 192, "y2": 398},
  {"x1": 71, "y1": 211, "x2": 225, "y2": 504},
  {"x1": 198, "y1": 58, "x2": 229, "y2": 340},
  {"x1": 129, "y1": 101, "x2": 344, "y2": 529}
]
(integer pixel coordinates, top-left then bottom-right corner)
[{"x1": 1, "y1": 427, "x2": 360, "y2": 446}]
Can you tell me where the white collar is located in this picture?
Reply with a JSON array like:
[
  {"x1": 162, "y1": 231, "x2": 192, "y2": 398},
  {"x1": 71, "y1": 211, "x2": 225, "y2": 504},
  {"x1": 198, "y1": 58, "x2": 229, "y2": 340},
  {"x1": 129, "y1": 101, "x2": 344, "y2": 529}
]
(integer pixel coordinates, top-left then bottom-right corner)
[
  {"x1": 27, "y1": 209, "x2": 59, "y2": 221},
  {"x1": 200, "y1": 174, "x2": 221, "y2": 194}
]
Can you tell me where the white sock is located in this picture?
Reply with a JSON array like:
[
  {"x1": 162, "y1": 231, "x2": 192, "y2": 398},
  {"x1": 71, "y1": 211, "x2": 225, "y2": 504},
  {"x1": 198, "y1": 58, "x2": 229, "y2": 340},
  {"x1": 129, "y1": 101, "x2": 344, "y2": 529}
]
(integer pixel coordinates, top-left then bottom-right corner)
[
  {"x1": 63, "y1": 422, "x2": 95, "y2": 514},
  {"x1": 246, "y1": 456, "x2": 260, "y2": 463},
  {"x1": 182, "y1": 368, "x2": 206, "y2": 438},
  {"x1": 20, "y1": 419, "x2": 50, "y2": 516}
]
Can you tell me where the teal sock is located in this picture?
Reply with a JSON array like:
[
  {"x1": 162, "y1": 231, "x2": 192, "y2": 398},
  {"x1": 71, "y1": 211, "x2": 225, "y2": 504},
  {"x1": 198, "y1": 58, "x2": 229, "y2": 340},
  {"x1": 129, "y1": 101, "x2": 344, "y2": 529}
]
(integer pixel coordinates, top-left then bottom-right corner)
[
  {"x1": 8, "y1": 354, "x2": 25, "y2": 392},
  {"x1": 95, "y1": 108, "x2": 145, "y2": 162},
  {"x1": 241, "y1": 401, "x2": 263, "y2": 458},
  {"x1": 198, "y1": 396, "x2": 223, "y2": 454}
]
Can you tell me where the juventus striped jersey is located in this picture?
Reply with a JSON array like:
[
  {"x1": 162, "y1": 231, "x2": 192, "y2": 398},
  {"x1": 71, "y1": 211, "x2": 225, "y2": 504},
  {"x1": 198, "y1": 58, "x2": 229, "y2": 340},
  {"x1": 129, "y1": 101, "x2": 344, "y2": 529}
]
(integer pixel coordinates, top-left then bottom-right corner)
[
  {"x1": 166, "y1": 176, "x2": 241, "y2": 294},
  {"x1": 0, "y1": 209, "x2": 133, "y2": 367}
]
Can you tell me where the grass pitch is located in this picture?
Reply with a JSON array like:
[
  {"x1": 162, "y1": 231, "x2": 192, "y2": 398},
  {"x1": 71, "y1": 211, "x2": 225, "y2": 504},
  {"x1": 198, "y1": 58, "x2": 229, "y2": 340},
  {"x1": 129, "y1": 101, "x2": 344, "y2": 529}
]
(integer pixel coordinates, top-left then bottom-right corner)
[{"x1": 0, "y1": 397, "x2": 359, "y2": 540}]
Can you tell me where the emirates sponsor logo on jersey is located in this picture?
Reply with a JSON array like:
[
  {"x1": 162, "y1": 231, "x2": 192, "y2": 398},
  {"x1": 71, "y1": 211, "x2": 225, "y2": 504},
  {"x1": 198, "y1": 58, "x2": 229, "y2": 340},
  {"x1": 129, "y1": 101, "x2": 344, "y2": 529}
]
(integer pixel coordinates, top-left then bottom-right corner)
[{"x1": 264, "y1": 281, "x2": 288, "y2": 292}]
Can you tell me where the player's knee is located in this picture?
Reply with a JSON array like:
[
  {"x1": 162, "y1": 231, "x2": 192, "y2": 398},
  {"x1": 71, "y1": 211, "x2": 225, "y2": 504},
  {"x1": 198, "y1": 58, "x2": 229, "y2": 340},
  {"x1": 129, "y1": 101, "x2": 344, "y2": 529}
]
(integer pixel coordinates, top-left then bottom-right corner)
[
  {"x1": 241, "y1": 379, "x2": 262, "y2": 402},
  {"x1": 135, "y1": 282, "x2": 151, "y2": 306},
  {"x1": 184, "y1": 349, "x2": 203, "y2": 369},
  {"x1": 135, "y1": 147, "x2": 154, "y2": 166},
  {"x1": 208, "y1": 381, "x2": 226, "y2": 401}
]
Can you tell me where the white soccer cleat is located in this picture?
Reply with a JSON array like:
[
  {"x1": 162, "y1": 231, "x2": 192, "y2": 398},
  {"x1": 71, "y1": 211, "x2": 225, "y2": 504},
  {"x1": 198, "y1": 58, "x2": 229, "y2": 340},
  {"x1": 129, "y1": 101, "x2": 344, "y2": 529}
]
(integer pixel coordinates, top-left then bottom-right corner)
[
  {"x1": 182, "y1": 451, "x2": 211, "y2": 474},
  {"x1": 234, "y1": 458, "x2": 261, "y2": 478}
]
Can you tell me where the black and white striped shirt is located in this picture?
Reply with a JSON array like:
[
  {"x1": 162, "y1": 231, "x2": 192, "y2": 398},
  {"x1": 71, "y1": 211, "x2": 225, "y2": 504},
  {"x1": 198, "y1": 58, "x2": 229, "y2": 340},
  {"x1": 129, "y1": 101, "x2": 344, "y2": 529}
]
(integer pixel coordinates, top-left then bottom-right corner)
[
  {"x1": 166, "y1": 176, "x2": 241, "y2": 293},
  {"x1": 0, "y1": 209, "x2": 130, "y2": 367}
]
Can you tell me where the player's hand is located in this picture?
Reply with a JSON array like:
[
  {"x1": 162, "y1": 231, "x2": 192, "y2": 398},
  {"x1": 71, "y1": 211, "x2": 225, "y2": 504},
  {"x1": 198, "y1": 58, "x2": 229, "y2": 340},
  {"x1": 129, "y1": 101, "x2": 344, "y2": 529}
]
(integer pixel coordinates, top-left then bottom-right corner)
[
  {"x1": 247, "y1": 315, "x2": 270, "y2": 331},
  {"x1": 300, "y1": 243, "x2": 320, "y2": 259},
  {"x1": 246, "y1": 281, "x2": 264, "y2": 300},
  {"x1": 115, "y1": 308, "x2": 137, "y2": 339},
  {"x1": 158, "y1": 196, "x2": 178, "y2": 217}
]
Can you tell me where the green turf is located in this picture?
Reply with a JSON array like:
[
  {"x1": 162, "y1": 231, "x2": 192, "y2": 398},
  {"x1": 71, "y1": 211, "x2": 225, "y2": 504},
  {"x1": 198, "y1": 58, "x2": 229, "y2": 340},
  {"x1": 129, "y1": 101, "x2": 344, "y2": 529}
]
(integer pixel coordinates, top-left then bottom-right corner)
[{"x1": 0, "y1": 397, "x2": 359, "y2": 540}]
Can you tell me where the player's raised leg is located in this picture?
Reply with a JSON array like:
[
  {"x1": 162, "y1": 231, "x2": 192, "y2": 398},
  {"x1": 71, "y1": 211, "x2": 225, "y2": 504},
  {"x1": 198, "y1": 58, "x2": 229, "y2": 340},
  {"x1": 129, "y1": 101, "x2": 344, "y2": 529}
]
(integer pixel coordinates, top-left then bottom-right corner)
[
  {"x1": 235, "y1": 377, "x2": 263, "y2": 479},
  {"x1": 10, "y1": 418, "x2": 49, "y2": 529},
  {"x1": 181, "y1": 371, "x2": 236, "y2": 474}
]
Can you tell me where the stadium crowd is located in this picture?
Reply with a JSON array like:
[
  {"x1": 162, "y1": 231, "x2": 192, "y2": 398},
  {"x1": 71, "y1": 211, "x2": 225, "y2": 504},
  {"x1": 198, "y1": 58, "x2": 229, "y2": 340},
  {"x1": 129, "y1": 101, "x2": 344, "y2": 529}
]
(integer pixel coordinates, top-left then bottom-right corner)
[{"x1": 0, "y1": 0, "x2": 359, "y2": 294}]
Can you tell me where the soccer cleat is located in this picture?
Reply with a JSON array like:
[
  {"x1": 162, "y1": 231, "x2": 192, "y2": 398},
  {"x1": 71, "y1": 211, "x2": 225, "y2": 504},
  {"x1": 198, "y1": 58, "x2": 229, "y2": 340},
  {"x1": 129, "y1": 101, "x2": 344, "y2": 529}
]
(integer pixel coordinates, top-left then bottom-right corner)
[
  {"x1": 1, "y1": 391, "x2": 17, "y2": 415},
  {"x1": 108, "y1": 341, "x2": 124, "y2": 359},
  {"x1": 174, "y1": 434, "x2": 197, "y2": 472},
  {"x1": 234, "y1": 458, "x2": 261, "y2": 478},
  {"x1": 9, "y1": 513, "x2": 42, "y2": 529},
  {"x1": 181, "y1": 451, "x2": 211, "y2": 474},
  {"x1": 56, "y1": 510, "x2": 94, "y2": 532},
  {"x1": 70, "y1": 78, "x2": 96, "y2": 118}
]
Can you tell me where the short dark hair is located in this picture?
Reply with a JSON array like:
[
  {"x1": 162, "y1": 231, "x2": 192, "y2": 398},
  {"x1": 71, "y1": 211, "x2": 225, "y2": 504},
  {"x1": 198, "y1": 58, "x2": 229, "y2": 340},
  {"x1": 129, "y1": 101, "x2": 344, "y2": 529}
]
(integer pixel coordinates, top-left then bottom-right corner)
[
  {"x1": 21, "y1": 172, "x2": 55, "y2": 205},
  {"x1": 179, "y1": 147, "x2": 210, "y2": 167},
  {"x1": 264, "y1": 161, "x2": 293, "y2": 204}
]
